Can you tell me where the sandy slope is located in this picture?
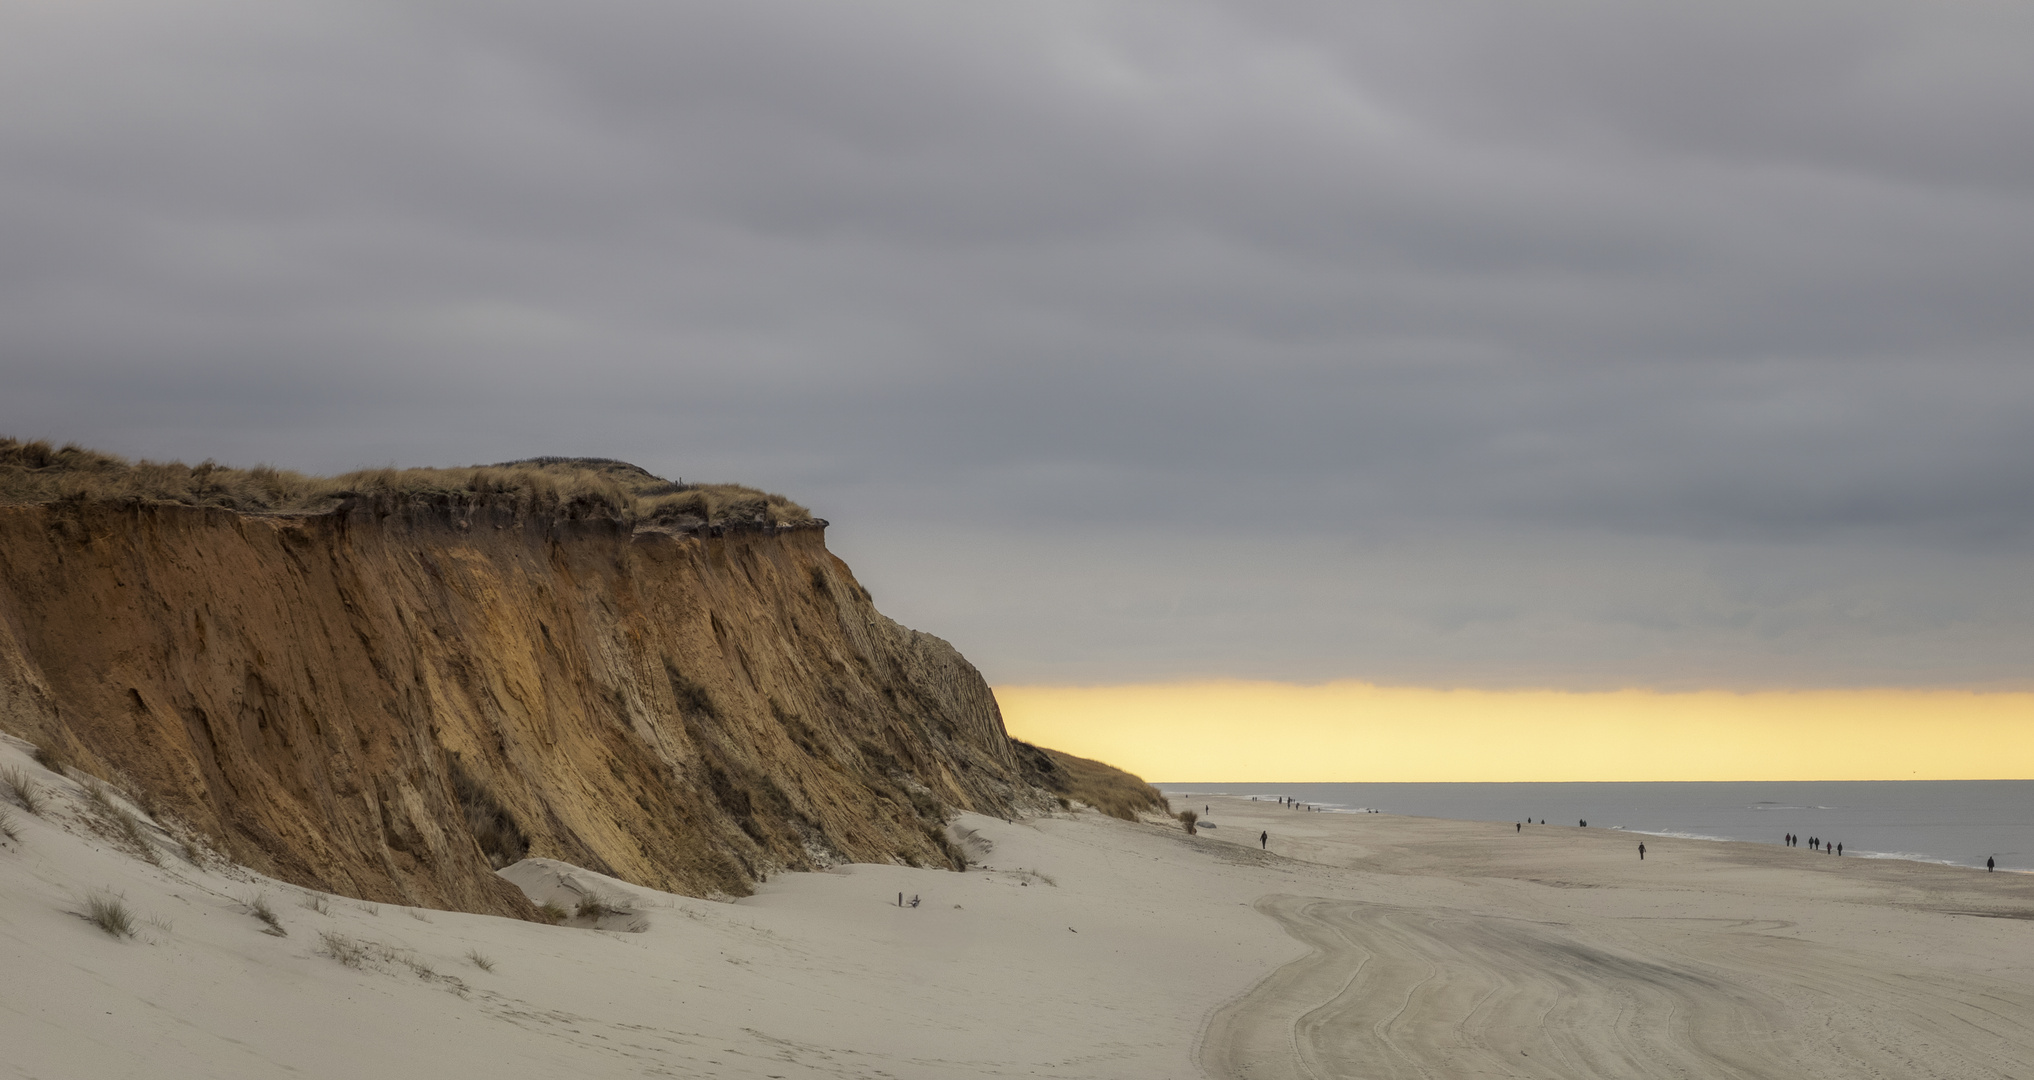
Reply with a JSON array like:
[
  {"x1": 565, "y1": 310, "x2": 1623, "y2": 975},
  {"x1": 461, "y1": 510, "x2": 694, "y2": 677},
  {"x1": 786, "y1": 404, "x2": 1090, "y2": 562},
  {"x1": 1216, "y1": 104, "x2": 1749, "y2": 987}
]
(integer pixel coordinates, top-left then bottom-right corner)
[{"x1": 6, "y1": 735, "x2": 2034, "y2": 1079}]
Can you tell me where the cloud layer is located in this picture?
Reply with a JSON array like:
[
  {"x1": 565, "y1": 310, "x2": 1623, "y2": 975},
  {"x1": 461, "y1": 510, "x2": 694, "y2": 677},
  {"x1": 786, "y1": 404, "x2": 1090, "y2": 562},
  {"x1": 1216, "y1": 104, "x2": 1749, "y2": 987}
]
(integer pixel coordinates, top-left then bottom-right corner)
[{"x1": 4, "y1": 0, "x2": 2031, "y2": 687}]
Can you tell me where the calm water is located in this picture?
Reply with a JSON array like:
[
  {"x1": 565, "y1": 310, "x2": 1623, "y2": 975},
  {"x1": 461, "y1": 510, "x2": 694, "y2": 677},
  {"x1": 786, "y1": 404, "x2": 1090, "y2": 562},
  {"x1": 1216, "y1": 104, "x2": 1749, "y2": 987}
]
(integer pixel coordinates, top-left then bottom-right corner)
[{"x1": 1159, "y1": 780, "x2": 2034, "y2": 871}]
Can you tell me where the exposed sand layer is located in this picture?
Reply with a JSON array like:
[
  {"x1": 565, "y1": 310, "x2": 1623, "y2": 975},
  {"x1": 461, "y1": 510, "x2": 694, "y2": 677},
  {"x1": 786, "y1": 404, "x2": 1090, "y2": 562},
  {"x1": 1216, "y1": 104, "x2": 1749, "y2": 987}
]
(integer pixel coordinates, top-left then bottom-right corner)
[{"x1": 7, "y1": 736, "x2": 2034, "y2": 1079}]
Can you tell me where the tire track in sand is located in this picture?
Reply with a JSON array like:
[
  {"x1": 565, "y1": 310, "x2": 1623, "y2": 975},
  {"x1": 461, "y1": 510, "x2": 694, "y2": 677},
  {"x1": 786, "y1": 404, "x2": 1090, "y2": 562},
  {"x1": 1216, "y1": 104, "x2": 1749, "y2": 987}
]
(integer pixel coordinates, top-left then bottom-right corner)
[{"x1": 1200, "y1": 895, "x2": 2034, "y2": 1080}]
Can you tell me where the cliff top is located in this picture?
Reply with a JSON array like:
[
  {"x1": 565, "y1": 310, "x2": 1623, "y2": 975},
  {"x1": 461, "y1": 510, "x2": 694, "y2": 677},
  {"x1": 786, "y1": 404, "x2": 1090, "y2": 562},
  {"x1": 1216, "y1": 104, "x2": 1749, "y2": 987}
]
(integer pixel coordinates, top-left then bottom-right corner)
[{"x1": 0, "y1": 436, "x2": 813, "y2": 529}]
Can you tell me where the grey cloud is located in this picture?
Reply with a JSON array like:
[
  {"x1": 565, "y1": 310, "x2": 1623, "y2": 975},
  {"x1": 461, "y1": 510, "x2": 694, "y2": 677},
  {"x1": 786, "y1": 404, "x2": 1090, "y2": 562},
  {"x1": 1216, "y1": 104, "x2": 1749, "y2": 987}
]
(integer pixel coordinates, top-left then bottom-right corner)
[{"x1": 2, "y1": 0, "x2": 2030, "y2": 686}]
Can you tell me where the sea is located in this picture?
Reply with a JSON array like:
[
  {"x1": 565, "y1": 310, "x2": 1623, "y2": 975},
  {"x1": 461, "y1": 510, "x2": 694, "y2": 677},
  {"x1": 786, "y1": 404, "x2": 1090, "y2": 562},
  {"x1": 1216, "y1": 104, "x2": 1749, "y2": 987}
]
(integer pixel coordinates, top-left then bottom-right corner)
[{"x1": 1157, "y1": 780, "x2": 2034, "y2": 872}]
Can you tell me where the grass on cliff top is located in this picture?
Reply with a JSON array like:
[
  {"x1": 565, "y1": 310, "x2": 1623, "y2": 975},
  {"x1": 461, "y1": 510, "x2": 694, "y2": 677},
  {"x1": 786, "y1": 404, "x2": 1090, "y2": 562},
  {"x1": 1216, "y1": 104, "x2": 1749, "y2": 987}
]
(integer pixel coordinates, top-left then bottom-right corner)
[
  {"x1": 0, "y1": 437, "x2": 811, "y2": 527},
  {"x1": 1031, "y1": 745, "x2": 1170, "y2": 822}
]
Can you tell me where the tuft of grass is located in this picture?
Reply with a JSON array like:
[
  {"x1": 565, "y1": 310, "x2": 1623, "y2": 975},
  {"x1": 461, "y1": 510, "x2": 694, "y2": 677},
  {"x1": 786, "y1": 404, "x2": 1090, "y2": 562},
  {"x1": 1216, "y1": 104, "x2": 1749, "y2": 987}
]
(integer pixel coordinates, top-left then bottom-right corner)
[
  {"x1": 318, "y1": 930, "x2": 370, "y2": 968},
  {"x1": 245, "y1": 893, "x2": 286, "y2": 936},
  {"x1": 147, "y1": 913, "x2": 175, "y2": 935},
  {"x1": 465, "y1": 949, "x2": 496, "y2": 973},
  {"x1": 575, "y1": 892, "x2": 634, "y2": 921},
  {"x1": 299, "y1": 893, "x2": 330, "y2": 915},
  {"x1": 31, "y1": 742, "x2": 68, "y2": 776},
  {"x1": 109, "y1": 807, "x2": 160, "y2": 866},
  {"x1": 0, "y1": 437, "x2": 816, "y2": 529},
  {"x1": 535, "y1": 900, "x2": 568, "y2": 925},
  {"x1": 178, "y1": 835, "x2": 206, "y2": 866},
  {"x1": 80, "y1": 776, "x2": 116, "y2": 814},
  {"x1": 0, "y1": 805, "x2": 18, "y2": 843},
  {"x1": 0, "y1": 765, "x2": 42, "y2": 815},
  {"x1": 82, "y1": 892, "x2": 135, "y2": 938},
  {"x1": 1179, "y1": 809, "x2": 1199, "y2": 834},
  {"x1": 407, "y1": 908, "x2": 433, "y2": 922}
]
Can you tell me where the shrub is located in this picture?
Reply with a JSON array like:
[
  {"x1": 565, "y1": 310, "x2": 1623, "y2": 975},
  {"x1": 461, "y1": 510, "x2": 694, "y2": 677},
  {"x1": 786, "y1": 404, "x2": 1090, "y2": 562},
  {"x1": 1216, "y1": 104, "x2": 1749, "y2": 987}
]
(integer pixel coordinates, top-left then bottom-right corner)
[
  {"x1": 1180, "y1": 809, "x2": 1199, "y2": 834},
  {"x1": 82, "y1": 892, "x2": 135, "y2": 938}
]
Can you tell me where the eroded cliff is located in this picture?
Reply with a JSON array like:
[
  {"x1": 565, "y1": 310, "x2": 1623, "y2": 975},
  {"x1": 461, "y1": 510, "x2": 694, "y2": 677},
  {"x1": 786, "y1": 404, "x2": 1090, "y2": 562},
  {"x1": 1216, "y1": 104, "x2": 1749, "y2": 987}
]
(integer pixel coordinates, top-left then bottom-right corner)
[{"x1": 0, "y1": 488, "x2": 1057, "y2": 918}]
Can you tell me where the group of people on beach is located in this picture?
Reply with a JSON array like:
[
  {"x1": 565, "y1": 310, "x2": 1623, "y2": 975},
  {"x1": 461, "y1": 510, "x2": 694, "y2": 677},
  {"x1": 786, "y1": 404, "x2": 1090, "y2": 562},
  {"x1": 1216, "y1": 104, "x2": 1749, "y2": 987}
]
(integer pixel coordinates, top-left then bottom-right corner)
[{"x1": 1784, "y1": 833, "x2": 1842, "y2": 855}]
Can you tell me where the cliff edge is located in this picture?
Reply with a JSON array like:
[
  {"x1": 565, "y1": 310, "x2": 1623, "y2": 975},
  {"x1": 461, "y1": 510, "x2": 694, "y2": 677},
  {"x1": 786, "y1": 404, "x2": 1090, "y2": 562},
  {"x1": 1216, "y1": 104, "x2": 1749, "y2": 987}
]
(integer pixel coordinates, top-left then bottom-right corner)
[{"x1": 0, "y1": 446, "x2": 1081, "y2": 918}]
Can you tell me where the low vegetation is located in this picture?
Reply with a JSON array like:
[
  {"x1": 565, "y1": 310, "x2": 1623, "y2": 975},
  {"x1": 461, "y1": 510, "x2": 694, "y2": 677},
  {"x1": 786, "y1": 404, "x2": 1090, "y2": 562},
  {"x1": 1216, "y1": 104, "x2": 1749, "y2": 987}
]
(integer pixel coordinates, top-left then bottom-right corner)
[
  {"x1": 535, "y1": 900, "x2": 568, "y2": 924},
  {"x1": 0, "y1": 765, "x2": 41, "y2": 815},
  {"x1": 0, "y1": 805, "x2": 18, "y2": 843},
  {"x1": 575, "y1": 892, "x2": 631, "y2": 920},
  {"x1": 1179, "y1": 809, "x2": 1199, "y2": 834},
  {"x1": 31, "y1": 742, "x2": 68, "y2": 776},
  {"x1": 317, "y1": 931, "x2": 468, "y2": 991},
  {"x1": 0, "y1": 437, "x2": 812, "y2": 528},
  {"x1": 246, "y1": 893, "x2": 286, "y2": 936},
  {"x1": 466, "y1": 949, "x2": 497, "y2": 973},
  {"x1": 300, "y1": 893, "x2": 330, "y2": 915},
  {"x1": 82, "y1": 892, "x2": 136, "y2": 939},
  {"x1": 1019, "y1": 743, "x2": 1170, "y2": 822}
]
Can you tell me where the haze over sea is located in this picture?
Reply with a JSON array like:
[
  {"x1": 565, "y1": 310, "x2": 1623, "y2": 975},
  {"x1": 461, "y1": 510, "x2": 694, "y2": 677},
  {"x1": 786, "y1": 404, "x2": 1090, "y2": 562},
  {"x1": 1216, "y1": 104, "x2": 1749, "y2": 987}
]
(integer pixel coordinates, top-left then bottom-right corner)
[{"x1": 1162, "y1": 781, "x2": 2034, "y2": 872}]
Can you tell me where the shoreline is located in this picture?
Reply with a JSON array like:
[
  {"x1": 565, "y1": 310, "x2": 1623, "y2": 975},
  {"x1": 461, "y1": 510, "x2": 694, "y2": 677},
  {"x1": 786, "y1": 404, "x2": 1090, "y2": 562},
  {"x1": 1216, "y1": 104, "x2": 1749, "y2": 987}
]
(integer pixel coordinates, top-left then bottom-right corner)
[{"x1": 1162, "y1": 779, "x2": 2034, "y2": 872}]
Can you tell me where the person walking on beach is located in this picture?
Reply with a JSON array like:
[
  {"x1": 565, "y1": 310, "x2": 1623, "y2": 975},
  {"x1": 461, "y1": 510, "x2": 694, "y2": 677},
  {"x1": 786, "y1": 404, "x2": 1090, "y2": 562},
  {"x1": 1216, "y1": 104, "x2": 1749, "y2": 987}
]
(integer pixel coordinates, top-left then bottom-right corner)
[
  {"x1": 1638, "y1": 843, "x2": 1646, "y2": 860},
  {"x1": 1837, "y1": 843, "x2": 1842, "y2": 856},
  {"x1": 1989, "y1": 857, "x2": 1996, "y2": 872},
  {"x1": 1517, "y1": 822, "x2": 1522, "y2": 833},
  {"x1": 1260, "y1": 830, "x2": 1268, "y2": 850}
]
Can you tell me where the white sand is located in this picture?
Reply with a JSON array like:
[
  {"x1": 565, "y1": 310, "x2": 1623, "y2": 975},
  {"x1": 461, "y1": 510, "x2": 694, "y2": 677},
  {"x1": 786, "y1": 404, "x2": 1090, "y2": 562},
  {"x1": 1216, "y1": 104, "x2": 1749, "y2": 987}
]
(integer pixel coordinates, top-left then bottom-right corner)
[{"x1": 6, "y1": 739, "x2": 2034, "y2": 1079}]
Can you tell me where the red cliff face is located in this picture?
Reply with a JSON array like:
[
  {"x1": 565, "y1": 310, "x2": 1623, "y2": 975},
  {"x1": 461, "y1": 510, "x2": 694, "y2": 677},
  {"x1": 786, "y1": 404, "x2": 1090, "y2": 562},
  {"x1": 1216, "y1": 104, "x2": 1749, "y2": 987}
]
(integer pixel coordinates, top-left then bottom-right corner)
[{"x1": 0, "y1": 497, "x2": 1047, "y2": 917}]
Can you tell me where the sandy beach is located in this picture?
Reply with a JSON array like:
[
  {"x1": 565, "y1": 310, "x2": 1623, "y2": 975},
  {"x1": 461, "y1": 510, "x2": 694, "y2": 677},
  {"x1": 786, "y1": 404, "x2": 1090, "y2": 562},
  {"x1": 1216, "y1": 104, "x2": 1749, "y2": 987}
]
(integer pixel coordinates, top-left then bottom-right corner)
[{"x1": 6, "y1": 741, "x2": 2034, "y2": 1078}]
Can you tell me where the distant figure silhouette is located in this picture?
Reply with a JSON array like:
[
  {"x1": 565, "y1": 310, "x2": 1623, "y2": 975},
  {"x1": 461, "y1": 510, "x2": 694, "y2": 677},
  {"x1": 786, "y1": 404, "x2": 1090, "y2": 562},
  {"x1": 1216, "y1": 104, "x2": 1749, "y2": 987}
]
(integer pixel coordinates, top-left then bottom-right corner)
[
  {"x1": 1836, "y1": 843, "x2": 1842, "y2": 856},
  {"x1": 1579, "y1": 820, "x2": 1587, "y2": 828},
  {"x1": 1638, "y1": 843, "x2": 1646, "y2": 860},
  {"x1": 1988, "y1": 857, "x2": 1996, "y2": 872},
  {"x1": 1260, "y1": 830, "x2": 1268, "y2": 849},
  {"x1": 1517, "y1": 822, "x2": 1522, "y2": 833}
]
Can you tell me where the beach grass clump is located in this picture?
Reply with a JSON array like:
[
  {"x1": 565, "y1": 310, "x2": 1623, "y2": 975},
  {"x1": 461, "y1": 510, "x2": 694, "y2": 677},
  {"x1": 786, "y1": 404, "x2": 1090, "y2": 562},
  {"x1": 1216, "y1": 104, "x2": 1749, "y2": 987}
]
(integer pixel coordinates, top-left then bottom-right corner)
[
  {"x1": 0, "y1": 765, "x2": 41, "y2": 815},
  {"x1": 318, "y1": 930, "x2": 370, "y2": 968},
  {"x1": 0, "y1": 806, "x2": 19, "y2": 843},
  {"x1": 300, "y1": 893, "x2": 330, "y2": 915},
  {"x1": 466, "y1": 949, "x2": 496, "y2": 973},
  {"x1": 30, "y1": 741, "x2": 69, "y2": 776},
  {"x1": 82, "y1": 892, "x2": 136, "y2": 939},
  {"x1": 575, "y1": 892, "x2": 632, "y2": 920},
  {"x1": 245, "y1": 893, "x2": 286, "y2": 936},
  {"x1": 1179, "y1": 809, "x2": 1199, "y2": 834},
  {"x1": 0, "y1": 437, "x2": 814, "y2": 528},
  {"x1": 109, "y1": 806, "x2": 161, "y2": 866},
  {"x1": 535, "y1": 900, "x2": 568, "y2": 925}
]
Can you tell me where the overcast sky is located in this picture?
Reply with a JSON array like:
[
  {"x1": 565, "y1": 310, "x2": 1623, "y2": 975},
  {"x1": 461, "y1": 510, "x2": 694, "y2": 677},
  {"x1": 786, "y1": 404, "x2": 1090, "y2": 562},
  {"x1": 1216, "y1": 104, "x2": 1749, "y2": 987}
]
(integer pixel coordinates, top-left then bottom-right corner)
[{"x1": 4, "y1": 0, "x2": 2032, "y2": 689}]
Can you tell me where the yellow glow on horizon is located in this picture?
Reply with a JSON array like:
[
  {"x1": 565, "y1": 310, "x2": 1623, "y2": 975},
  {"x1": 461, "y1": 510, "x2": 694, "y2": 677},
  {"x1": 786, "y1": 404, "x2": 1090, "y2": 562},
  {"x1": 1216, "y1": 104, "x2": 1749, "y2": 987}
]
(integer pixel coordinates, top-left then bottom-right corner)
[{"x1": 995, "y1": 681, "x2": 2034, "y2": 782}]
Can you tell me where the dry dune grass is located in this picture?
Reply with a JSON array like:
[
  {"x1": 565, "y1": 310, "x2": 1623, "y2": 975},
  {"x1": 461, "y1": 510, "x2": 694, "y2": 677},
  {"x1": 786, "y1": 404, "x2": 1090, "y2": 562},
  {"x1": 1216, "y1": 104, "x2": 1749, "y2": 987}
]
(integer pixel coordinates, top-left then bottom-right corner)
[
  {"x1": 1032, "y1": 745, "x2": 1170, "y2": 822},
  {"x1": 0, "y1": 437, "x2": 812, "y2": 528}
]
